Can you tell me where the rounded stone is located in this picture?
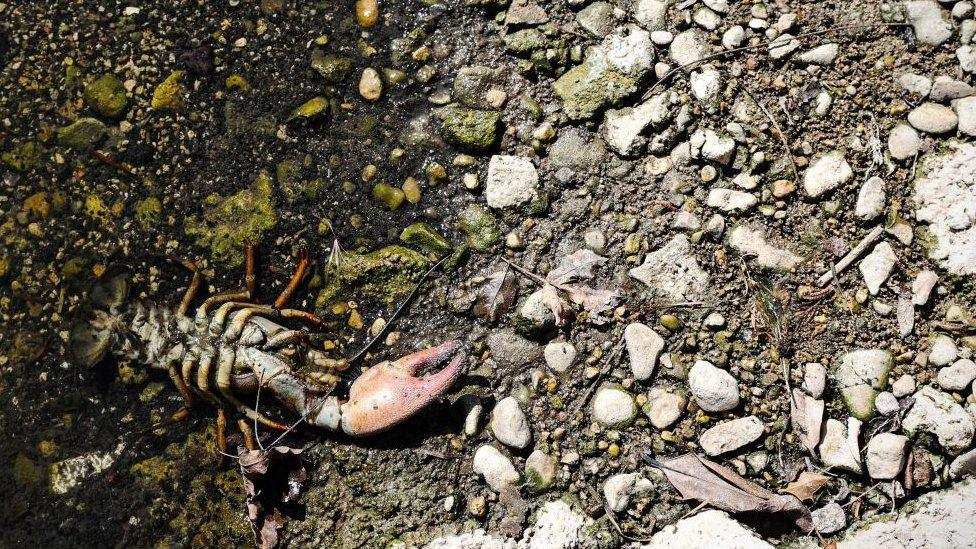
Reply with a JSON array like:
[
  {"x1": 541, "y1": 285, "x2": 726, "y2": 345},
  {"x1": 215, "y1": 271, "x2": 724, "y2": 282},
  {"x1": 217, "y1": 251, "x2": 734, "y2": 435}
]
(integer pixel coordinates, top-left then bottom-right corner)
[
  {"x1": 490, "y1": 396, "x2": 532, "y2": 450},
  {"x1": 472, "y1": 445, "x2": 520, "y2": 492},
  {"x1": 591, "y1": 385, "x2": 638, "y2": 428},
  {"x1": 688, "y1": 360, "x2": 740, "y2": 412}
]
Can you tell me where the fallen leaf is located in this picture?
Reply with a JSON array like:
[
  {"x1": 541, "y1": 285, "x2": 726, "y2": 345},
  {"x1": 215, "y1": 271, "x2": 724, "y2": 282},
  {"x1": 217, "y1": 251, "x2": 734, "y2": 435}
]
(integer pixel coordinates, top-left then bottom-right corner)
[
  {"x1": 505, "y1": 252, "x2": 622, "y2": 326},
  {"x1": 782, "y1": 472, "x2": 830, "y2": 502},
  {"x1": 538, "y1": 284, "x2": 574, "y2": 326},
  {"x1": 472, "y1": 265, "x2": 516, "y2": 323},
  {"x1": 559, "y1": 283, "x2": 620, "y2": 325},
  {"x1": 790, "y1": 389, "x2": 824, "y2": 455},
  {"x1": 239, "y1": 445, "x2": 307, "y2": 549},
  {"x1": 547, "y1": 249, "x2": 606, "y2": 285},
  {"x1": 642, "y1": 452, "x2": 812, "y2": 532}
]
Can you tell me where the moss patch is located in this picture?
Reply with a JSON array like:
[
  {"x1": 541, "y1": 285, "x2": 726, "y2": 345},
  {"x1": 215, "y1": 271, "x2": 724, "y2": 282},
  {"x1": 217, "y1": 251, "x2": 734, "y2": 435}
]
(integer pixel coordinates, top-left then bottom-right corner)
[
  {"x1": 316, "y1": 245, "x2": 429, "y2": 308},
  {"x1": 458, "y1": 204, "x2": 499, "y2": 252},
  {"x1": 83, "y1": 74, "x2": 128, "y2": 118},
  {"x1": 57, "y1": 117, "x2": 107, "y2": 150},
  {"x1": 400, "y1": 222, "x2": 452, "y2": 256},
  {"x1": 184, "y1": 171, "x2": 277, "y2": 266},
  {"x1": 151, "y1": 70, "x2": 185, "y2": 111},
  {"x1": 134, "y1": 197, "x2": 162, "y2": 228},
  {"x1": 2, "y1": 141, "x2": 44, "y2": 172}
]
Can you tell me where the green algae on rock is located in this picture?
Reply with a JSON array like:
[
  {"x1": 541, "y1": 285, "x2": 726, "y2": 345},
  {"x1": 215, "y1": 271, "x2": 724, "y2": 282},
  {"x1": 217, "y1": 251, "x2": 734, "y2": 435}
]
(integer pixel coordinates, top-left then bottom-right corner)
[
  {"x1": 316, "y1": 245, "x2": 429, "y2": 307},
  {"x1": 2, "y1": 141, "x2": 44, "y2": 172},
  {"x1": 134, "y1": 197, "x2": 162, "y2": 229},
  {"x1": 151, "y1": 70, "x2": 185, "y2": 111},
  {"x1": 400, "y1": 222, "x2": 452, "y2": 256},
  {"x1": 83, "y1": 74, "x2": 127, "y2": 118},
  {"x1": 184, "y1": 171, "x2": 277, "y2": 266},
  {"x1": 311, "y1": 50, "x2": 353, "y2": 83},
  {"x1": 458, "y1": 204, "x2": 500, "y2": 252},
  {"x1": 438, "y1": 106, "x2": 501, "y2": 152},
  {"x1": 57, "y1": 118, "x2": 107, "y2": 150},
  {"x1": 288, "y1": 96, "x2": 328, "y2": 121},
  {"x1": 373, "y1": 182, "x2": 406, "y2": 210}
]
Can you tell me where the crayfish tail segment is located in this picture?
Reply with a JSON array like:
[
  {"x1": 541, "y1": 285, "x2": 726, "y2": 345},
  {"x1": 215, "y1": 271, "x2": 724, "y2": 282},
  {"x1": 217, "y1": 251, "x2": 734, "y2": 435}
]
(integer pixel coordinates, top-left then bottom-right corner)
[{"x1": 339, "y1": 340, "x2": 465, "y2": 436}]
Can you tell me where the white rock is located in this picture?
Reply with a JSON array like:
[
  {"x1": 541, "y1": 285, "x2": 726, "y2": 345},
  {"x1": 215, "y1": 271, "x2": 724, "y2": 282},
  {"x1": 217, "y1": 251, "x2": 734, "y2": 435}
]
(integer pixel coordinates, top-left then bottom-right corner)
[
  {"x1": 888, "y1": 123, "x2": 921, "y2": 161},
  {"x1": 812, "y1": 503, "x2": 847, "y2": 535},
  {"x1": 732, "y1": 172, "x2": 758, "y2": 189},
  {"x1": 707, "y1": 188, "x2": 757, "y2": 212},
  {"x1": 673, "y1": 210, "x2": 701, "y2": 231},
  {"x1": 650, "y1": 30, "x2": 673, "y2": 45},
  {"x1": 699, "y1": 415, "x2": 764, "y2": 456},
  {"x1": 485, "y1": 155, "x2": 540, "y2": 209},
  {"x1": 949, "y1": 448, "x2": 976, "y2": 479},
  {"x1": 913, "y1": 143, "x2": 976, "y2": 275},
  {"x1": 525, "y1": 450, "x2": 558, "y2": 491},
  {"x1": 955, "y1": 96, "x2": 976, "y2": 136},
  {"x1": 875, "y1": 391, "x2": 900, "y2": 416},
  {"x1": 938, "y1": 359, "x2": 976, "y2": 391},
  {"x1": 905, "y1": 0, "x2": 953, "y2": 46},
  {"x1": 692, "y1": 6, "x2": 721, "y2": 30},
  {"x1": 804, "y1": 362, "x2": 827, "y2": 399},
  {"x1": 629, "y1": 234, "x2": 710, "y2": 301},
  {"x1": 908, "y1": 102, "x2": 959, "y2": 134},
  {"x1": 820, "y1": 417, "x2": 864, "y2": 473},
  {"x1": 645, "y1": 387, "x2": 686, "y2": 429},
  {"x1": 703, "y1": 0, "x2": 729, "y2": 13},
  {"x1": 898, "y1": 73, "x2": 933, "y2": 97},
  {"x1": 633, "y1": 0, "x2": 668, "y2": 30},
  {"x1": 625, "y1": 322, "x2": 665, "y2": 381},
  {"x1": 688, "y1": 360, "x2": 740, "y2": 412},
  {"x1": 690, "y1": 69, "x2": 721, "y2": 105},
  {"x1": 912, "y1": 270, "x2": 939, "y2": 305},
  {"x1": 591, "y1": 385, "x2": 637, "y2": 427},
  {"x1": 728, "y1": 225, "x2": 801, "y2": 270},
  {"x1": 903, "y1": 385, "x2": 976, "y2": 455},
  {"x1": 49, "y1": 444, "x2": 124, "y2": 495},
  {"x1": 641, "y1": 510, "x2": 773, "y2": 548},
  {"x1": 834, "y1": 348, "x2": 893, "y2": 420},
  {"x1": 722, "y1": 26, "x2": 745, "y2": 49},
  {"x1": 604, "y1": 93, "x2": 675, "y2": 156},
  {"x1": 892, "y1": 374, "x2": 917, "y2": 398},
  {"x1": 670, "y1": 30, "x2": 709, "y2": 66},
  {"x1": 473, "y1": 445, "x2": 520, "y2": 492},
  {"x1": 930, "y1": 76, "x2": 974, "y2": 102},
  {"x1": 699, "y1": 130, "x2": 735, "y2": 164},
  {"x1": 856, "y1": 176, "x2": 886, "y2": 220},
  {"x1": 703, "y1": 312, "x2": 725, "y2": 327},
  {"x1": 544, "y1": 341, "x2": 576, "y2": 373},
  {"x1": 490, "y1": 396, "x2": 532, "y2": 449},
  {"x1": 859, "y1": 241, "x2": 897, "y2": 295},
  {"x1": 604, "y1": 473, "x2": 653, "y2": 512},
  {"x1": 798, "y1": 43, "x2": 839, "y2": 65},
  {"x1": 803, "y1": 150, "x2": 853, "y2": 198},
  {"x1": 866, "y1": 433, "x2": 909, "y2": 479},
  {"x1": 768, "y1": 33, "x2": 799, "y2": 58},
  {"x1": 929, "y1": 334, "x2": 959, "y2": 366},
  {"x1": 958, "y1": 45, "x2": 976, "y2": 73}
]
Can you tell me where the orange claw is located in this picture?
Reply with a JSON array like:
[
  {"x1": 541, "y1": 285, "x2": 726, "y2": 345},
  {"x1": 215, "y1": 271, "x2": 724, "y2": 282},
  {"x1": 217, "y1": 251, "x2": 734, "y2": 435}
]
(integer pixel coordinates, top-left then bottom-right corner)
[{"x1": 339, "y1": 341, "x2": 465, "y2": 436}]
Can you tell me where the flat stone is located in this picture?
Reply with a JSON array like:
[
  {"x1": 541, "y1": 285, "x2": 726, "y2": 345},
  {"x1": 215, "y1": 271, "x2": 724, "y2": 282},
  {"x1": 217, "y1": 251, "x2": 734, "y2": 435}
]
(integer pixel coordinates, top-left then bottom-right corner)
[
  {"x1": 603, "y1": 93, "x2": 674, "y2": 156},
  {"x1": 625, "y1": 322, "x2": 665, "y2": 381},
  {"x1": 912, "y1": 270, "x2": 939, "y2": 305},
  {"x1": 633, "y1": 0, "x2": 668, "y2": 31},
  {"x1": 525, "y1": 450, "x2": 558, "y2": 492},
  {"x1": 929, "y1": 334, "x2": 958, "y2": 366},
  {"x1": 803, "y1": 150, "x2": 853, "y2": 198},
  {"x1": 938, "y1": 359, "x2": 976, "y2": 391},
  {"x1": 699, "y1": 415, "x2": 765, "y2": 456},
  {"x1": 544, "y1": 341, "x2": 577, "y2": 373},
  {"x1": 472, "y1": 445, "x2": 520, "y2": 492},
  {"x1": 707, "y1": 188, "x2": 756, "y2": 212},
  {"x1": 487, "y1": 328, "x2": 542, "y2": 367},
  {"x1": 639, "y1": 510, "x2": 773, "y2": 549},
  {"x1": 629, "y1": 234, "x2": 710, "y2": 301},
  {"x1": 491, "y1": 397, "x2": 532, "y2": 450},
  {"x1": 955, "y1": 96, "x2": 976, "y2": 136},
  {"x1": 644, "y1": 387, "x2": 686, "y2": 429},
  {"x1": 698, "y1": 130, "x2": 735, "y2": 164},
  {"x1": 902, "y1": 385, "x2": 976, "y2": 455},
  {"x1": 812, "y1": 502, "x2": 848, "y2": 535},
  {"x1": 688, "y1": 360, "x2": 740, "y2": 412},
  {"x1": 898, "y1": 73, "x2": 933, "y2": 97},
  {"x1": 888, "y1": 123, "x2": 921, "y2": 161},
  {"x1": 855, "y1": 176, "x2": 886, "y2": 220},
  {"x1": 485, "y1": 155, "x2": 540, "y2": 210},
  {"x1": 591, "y1": 385, "x2": 637, "y2": 428},
  {"x1": 575, "y1": 1, "x2": 617, "y2": 37},
  {"x1": 866, "y1": 433, "x2": 909, "y2": 480},
  {"x1": 959, "y1": 45, "x2": 976, "y2": 73},
  {"x1": 798, "y1": 43, "x2": 839, "y2": 65},
  {"x1": 913, "y1": 143, "x2": 976, "y2": 275},
  {"x1": 768, "y1": 33, "x2": 799, "y2": 58},
  {"x1": 834, "y1": 348, "x2": 893, "y2": 420},
  {"x1": 908, "y1": 102, "x2": 958, "y2": 134},
  {"x1": 892, "y1": 374, "x2": 917, "y2": 398},
  {"x1": 820, "y1": 417, "x2": 864, "y2": 473},
  {"x1": 692, "y1": 6, "x2": 721, "y2": 30},
  {"x1": 859, "y1": 241, "x2": 897, "y2": 296},
  {"x1": 728, "y1": 225, "x2": 801, "y2": 270},
  {"x1": 722, "y1": 26, "x2": 745, "y2": 49},
  {"x1": 804, "y1": 362, "x2": 827, "y2": 399},
  {"x1": 875, "y1": 391, "x2": 900, "y2": 416},
  {"x1": 670, "y1": 29, "x2": 709, "y2": 66},
  {"x1": 929, "y1": 76, "x2": 973, "y2": 102},
  {"x1": 690, "y1": 69, "x2": 721, "y2": 105},
  {"x1": 905, "y1": 0, "x2": 953, "y2": 46},
  {"x1": 604, "y1": 473, "x2": 653, "y2": 512}
]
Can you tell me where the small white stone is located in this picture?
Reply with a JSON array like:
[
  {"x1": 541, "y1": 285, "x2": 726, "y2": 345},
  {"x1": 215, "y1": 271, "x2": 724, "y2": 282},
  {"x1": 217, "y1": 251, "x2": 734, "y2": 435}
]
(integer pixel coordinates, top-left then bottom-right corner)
[
  {"x1": 812, "y1": 503, "x2": 847, "y2": 534},
  {"x1": 819, "y1": 417, "x2": 864, "y2": 473},
  {"x1": 898, "y1": 73, "x2": 933, "y2": 97},
  {"x1": 803, "y1": 363, "x2": 827, "y2": 399},
  {"x1": 645, "y1": 387, "x2": 686, "y2": 429},
  {"x1": 732, "y1": 172, "x2": 758, "y2": 189},
  {"x1": 803, "y1": 150, "x2": 853, "y2": 198},
  {"x1": 699, "y1": 130, "x2": 735, "y2": 164},
  {"x1": 908, "y1": 102, "x2": 959, "y2": 134},
  {"x1": 722, "y1": 26, "x2": 745, "y2": 49},
  {"x1": 859, "y1": 241, "x2": 897, "y2": 295},
  {"x1": 673, "y1": 210, "x2": 701, "y2": 231},
  {"x1": 699, "y1": 415, "x2": 765, "y2": 456},
  {"x1": 768, "y1": 33, "x2": 799, "y2": 59},
  {"x1": 866, "y1": 433, "x2": 909, "y2": 480},
  {"x1": 625, "y1": 322, "x2": 665, "y2": 381},
  {"x1": 473, "y1": 445, "x2": 520, "y2": 492},
  {"x1": 358, "y1": 67, "x2": 383, "y2": 101},
  {"x1": 691, "y1": 69, "x2": 722, "y2": 106},
  {"x1": 591, "y1": 385, "x2": 637, "y2": 427},
  {"x1": 955, "y1": 96, "x2": 976, "y2": 136},
  {"x1": 707, "y1": 188, "x2": 757, "y2": 212},
  {"x1": 544, "y1": 341, "x2": 577, "y2": 373},
  {"x1": 798, "y1": 43, "x2": 839, "y2": 65},
  {"x1": 485, "y1": 155, "x2": 540, "y2": 209},
  {"x1": 490, "y1": 396, "x2": 532, "y2": 449},
  {"x1": 688, "y1": 360, "x2": 740, "y2": 412},
  {"x1": 929, "y1": 76, "x2": 974, "y2": 102},
  {"x1": 938, "y1": 359, "x2": 976, "y2": 391},
  {"x1": 959, "y1": 45, "x2": 976, "y2": 73},
  {"x1": 912, "y1": 270, "x2": 939, "y2": 305},
  {"x1": 603, "y1": 473, "x2": 653, "y2": 512},
  {"x1": 692, "y1": 6, "x2": 721, "y2": 31},
  {"x1": 525, "y1": 450, "x2": 558, "y2": 491},
  {"x1": 888, "y1": 123, "x2": 921, "y2": 161},
  {"x1": 855, "y1": 176, "x2": 886, "y2": 221},
  {"x1": 727, "y1": 225, "x2": 800, "y2": 270},
  {"x1": 703, "y1": 312, "x2": 725, "y2": 328},
  {"x1": 670, "y1": 30, "x2": 710, "y2": 66},
  {"x1": 929, "y1": 334, "x2": 959, "y2": 366},
  {"x1": 875, "y1": 391, "x2": 900, "y2": 416},
  {"x1": 650, "y1": 30, "x2": 673, "y2": 45},
  {"x1": 892, "y1": 374, "x2": 916, "y2": 398}
]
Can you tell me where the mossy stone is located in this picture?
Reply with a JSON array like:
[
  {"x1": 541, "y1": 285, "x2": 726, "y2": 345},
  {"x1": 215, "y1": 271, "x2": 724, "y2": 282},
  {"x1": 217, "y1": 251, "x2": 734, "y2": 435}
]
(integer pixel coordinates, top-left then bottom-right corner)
[
  {"x1": 504, "y1": 29, "x2": 547, "y2": 54},
  {"x1": 57, "y1": 118, "x2": 107, "y2": 150},
  {"x1": 400, "y1": 222, "x2": 452, "y2": 256},
  {"x1": 372, "y1": 183, "x2": 406, "y2": 210},
  {"x1": 2, "y1": 141, "x2": 44, "y2": 172},
  {"x1": 288, "y1": 96, "x2": 328, "y2": 121},
  {"x1": 151, "y1": 70, "x2": 185, "y2": 111},
  {"x1": 134, "y1": 197, "x2": 162, "y2": 228},
  {"x1": 458, "y1": 204, "x2": 499, "y2": 252},
  {"x1": 224, "y1": 73, "x2": 252, "y2": 91},
  {"x1": 311, "y1": 50, "x2": 353, "y2": 83},
  {"x1": 184, "y1": 171, "x2": 277, "y2": 266},
  {"x1": 315, "y1": 245, "x2": 429, "y2": 307},
  {"x1": 439, "y1": 107, "x2": 500, "y2": 152},
  {"x1": 83, "y1": 74, "x2": 128, "y2": 118}
]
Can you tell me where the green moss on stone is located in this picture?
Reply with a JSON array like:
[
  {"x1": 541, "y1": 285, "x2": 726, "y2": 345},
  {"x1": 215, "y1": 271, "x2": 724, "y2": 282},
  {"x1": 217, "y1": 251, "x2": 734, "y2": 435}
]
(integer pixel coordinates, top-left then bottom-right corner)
[
  {"x1": 134, "y1": 197, "x2": 162, "y2": 228},
  {"x1": 57, "y1": 118, "x2": 107, "y2": 150},
  {"x1": 311, "y1": 50, "x2": 353, "y2": 83},
  {"x1": 439, "y1": 107, "x2": 500, "y2": 152},
  {"x1": 184, "y1": 171, "x2": 277, "y2": 266},
  {"x1": 372, "y1": 183, "x2": 406, "y2": 210},
  {"x1": 83, "y1": 74, "x2": 128, "y2": 118},
  {"x1": 316, "y1": 245, "x2": 429, "y2": 307},
  {"x1": 400, "y1": 222, "x2": 452, "y2": 256},
  {"x1": 13, "y1": 453, "x2": 45, "y2": 487},
  {"x1": 2, "y1": 141, "x2": 44, "y2": 172},
  {"x1": 458, "y1": 204, "x2": 499, "y2": 252},
  {"x1": 151, "y1": 70, "x2": 185, "y2": 111}
]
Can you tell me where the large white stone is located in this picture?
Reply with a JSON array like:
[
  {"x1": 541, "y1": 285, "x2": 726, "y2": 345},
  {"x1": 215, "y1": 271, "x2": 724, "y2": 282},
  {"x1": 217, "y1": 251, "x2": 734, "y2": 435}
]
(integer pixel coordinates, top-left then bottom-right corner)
[
  {"x1": 728, "y1": 225, "x2": 801, "y2": 270},
  {"x1": 888, "y1": 123, "x2": 921, "y2": 161},
  {"x1": 645, "y1": 387, "x2": 686, "y2": 429},
  {"x1": 866, "y1": 433, "x2": 909, "y2": 480},
  {"x1": 905, "y1": 0, "x2": 953, "y2": 46},
  {"x1": 638, "y1": 510, "x2": 773, "y2": 549},
  {"x1": 859, "y1": 241, "x2": 897, "y2": 295},
  {"x1": 472, "y1": 445, "x2": 520, "y2": 492},
  {"x1": 707, "y1": 188, "x2": 757, "y2": 212},
  {"x1": 913, "y1": 143, "x2": 976, "y2": 275},
  {"x1": 629, "y1": 234, "x2": 710, "y2": 301},
  {"x1": 903, "y1": 386, "x2": 976, "y2": 455},
  {"x1": 603, "y1": 473, "x2": 653, "y2": 512},
  {"x1": 625, "y1": 322, "x2": 665, "y2": 381},
  {"x1": 490, "y1": 397, "x2": 532, "y2": 450},
  {"x1": 688, "y1": 360, "x2": 740, "y2": 412},
  {"x1": 699, "y1": 415, "x2": 765, "y2": 456},
  {"x1": 485, "y1": 155, "x2": 540, "y2": 209},
  {"x1": 820, "y1": 417, "x2": 864, "y2": 473},
  {"x1": 938, "y1": 359, "x2": 976, "y2": 391},
  {"x1": 803, "y1": 150, "x2": 853, "y2": 198},
  {"x1": 834, "y1": 348, "x2": 892, "y2": 420},
  {"x1": 591, "y1": 385, "x2": 637, "y2": 428},
  {"x1": 908, "y1": 102, "x2": 958, "y2": 134},
  {"x1": 929, "y1": 334, "x2": 959, "y2": 366},
  {"x1": 855, "y1": 176, "x2": 886, "y2": 220}
]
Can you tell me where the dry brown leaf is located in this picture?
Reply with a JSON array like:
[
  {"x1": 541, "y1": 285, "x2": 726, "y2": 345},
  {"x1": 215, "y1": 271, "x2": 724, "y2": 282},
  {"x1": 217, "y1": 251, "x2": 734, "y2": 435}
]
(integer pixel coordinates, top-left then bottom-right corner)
[
  {"x1": 781, "y1": 472, "x2": 830, "y2": 502},
  {"x1": 790, "y1": 389, "x2": 824, "y2": 455},
  {"x1": 538, "y1": 284, "x2": 574, "y2": 326},
  {"x1": 545, "y1": 250, "x2": 620, "y2": 325},
  {"x1": 472, "y1": 265, "x2": 516, "y2": 323},
  {"x1": 643, "y1": 452, "x2": 812, "y2": 532}
]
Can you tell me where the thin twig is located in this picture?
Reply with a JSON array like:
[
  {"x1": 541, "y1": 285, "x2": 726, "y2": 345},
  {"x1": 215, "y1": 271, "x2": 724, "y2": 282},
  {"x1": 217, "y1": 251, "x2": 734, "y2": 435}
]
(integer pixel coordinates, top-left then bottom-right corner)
[
  {"x1": 740, "y1": 84, "x2": 798, "y2": 182},
  {"x1": 816, "y1": 225, "x2": 884, "y2": 287}
]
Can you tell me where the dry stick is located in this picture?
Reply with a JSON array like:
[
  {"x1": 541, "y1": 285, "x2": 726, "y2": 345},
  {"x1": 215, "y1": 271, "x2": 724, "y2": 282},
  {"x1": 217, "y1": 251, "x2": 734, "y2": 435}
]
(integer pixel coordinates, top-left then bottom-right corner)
[
  {"x1": 640, "y1": 22, "x2": 909, "y2": 102},
  {"x1": 740, "y1": 84, "x2": 798, "y2": 182},
  {"x1": 816, "y1": 225, "x2": 885, "y2": 287}
]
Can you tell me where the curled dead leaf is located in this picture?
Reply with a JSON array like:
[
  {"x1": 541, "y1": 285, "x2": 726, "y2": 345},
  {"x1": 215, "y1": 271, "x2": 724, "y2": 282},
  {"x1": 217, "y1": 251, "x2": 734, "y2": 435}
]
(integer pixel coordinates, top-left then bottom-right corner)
[
  {"x1": 781, "y1": 472, "x2": 830, "y2": 502},
  {"x1": 790, "y1": 389, "x2": 824, "y2": 455},
  {"x1": 472, "y1": 265, "x2": 517, "y2": 323}
]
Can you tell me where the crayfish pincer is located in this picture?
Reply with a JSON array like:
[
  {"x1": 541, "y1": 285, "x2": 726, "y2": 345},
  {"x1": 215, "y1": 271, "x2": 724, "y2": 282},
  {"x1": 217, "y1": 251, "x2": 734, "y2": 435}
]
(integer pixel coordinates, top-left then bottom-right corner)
[{"x1": 68, "y1": 243, "x2": 465, "y2": 452}]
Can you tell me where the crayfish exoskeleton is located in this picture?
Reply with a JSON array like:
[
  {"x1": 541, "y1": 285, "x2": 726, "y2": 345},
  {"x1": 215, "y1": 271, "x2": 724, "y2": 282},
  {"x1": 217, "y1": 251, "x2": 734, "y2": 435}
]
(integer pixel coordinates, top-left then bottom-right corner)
[{"x1": 68, "y1": 243, "x2": 465, "y2": 451}]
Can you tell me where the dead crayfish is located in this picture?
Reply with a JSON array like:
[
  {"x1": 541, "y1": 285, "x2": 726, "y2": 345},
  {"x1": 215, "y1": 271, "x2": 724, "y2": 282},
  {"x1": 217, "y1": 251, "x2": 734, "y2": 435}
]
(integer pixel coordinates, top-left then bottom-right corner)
[{"x1": 69, "y1": 243, "x2": 465, "y2": 452}]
